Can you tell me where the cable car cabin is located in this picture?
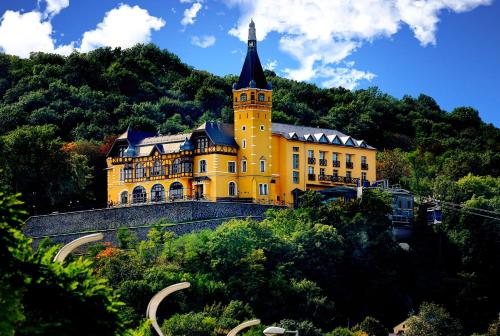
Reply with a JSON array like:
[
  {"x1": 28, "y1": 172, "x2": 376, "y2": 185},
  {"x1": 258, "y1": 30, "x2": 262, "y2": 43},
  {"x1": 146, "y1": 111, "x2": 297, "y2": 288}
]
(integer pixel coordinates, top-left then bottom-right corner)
[{"x1": 427, "y1": 206, "x2": 443, "y2": 225}]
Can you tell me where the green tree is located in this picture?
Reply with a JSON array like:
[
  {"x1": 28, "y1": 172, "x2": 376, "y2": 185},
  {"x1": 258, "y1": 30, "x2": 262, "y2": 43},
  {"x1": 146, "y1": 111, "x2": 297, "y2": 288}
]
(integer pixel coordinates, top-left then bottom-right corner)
[{"x1": 405, "y1": 302, "x2": 463, "y2": 336}]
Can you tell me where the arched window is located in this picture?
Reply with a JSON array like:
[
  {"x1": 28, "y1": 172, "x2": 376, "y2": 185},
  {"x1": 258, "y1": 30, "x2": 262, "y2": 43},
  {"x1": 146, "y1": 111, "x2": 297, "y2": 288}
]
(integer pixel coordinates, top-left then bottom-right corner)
[
  {"x1": 135, "y1": 163, "x2": 145, "y2": 178},
  {"x1": 258, "y1": 93, "x2": 265, "y2": 101},
  {"x1": 241, "y1": 157, "x2": 247, "y2": 173},
  {"x1": 132, "y1": 186, "x2": 147, "y2": 204},
  {"x1": 169, "y1": 182, "x2": 184, "y2": 200},
  {"x1": 151, "y1": 184, "x2": 165, "y2": 202},
  {"x1": 260, "y1": 158, "x2": 266, "y2": 172},
  {"x1": 240, "y1": 93, "x2": 247, "y2": 102},
  {"x1": 228, "y1": 182, "x2": 237, "y2": 196},
  {"x1": 152, "y1": 160, "x2": 162, "y2": 176},
  {"x1": 199, "y1": 159, "x2": 207, "y2": 173},
  {"x1": 260, "y1": 124, "x2": 265, "y2": 131},
  {"x1": 120, "y1": 191, "x2": 128, "y2": 205}
]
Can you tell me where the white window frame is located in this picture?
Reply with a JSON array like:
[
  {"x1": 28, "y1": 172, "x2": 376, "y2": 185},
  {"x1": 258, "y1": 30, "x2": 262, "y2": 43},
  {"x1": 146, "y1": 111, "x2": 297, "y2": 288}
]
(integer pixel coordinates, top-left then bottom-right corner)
[
  {"x1": 228, "y1": 181, "x2": 237, "y2": 196},
  {"x1": 260, "y1": 159, "x2": 266, "y2": 172},
  {"x1": 260, "y1": 124, "x2": 265, "y2": 131},
  {"x1": 199, "y1": 159, "x2": 207, "y2": 173},
  {"x1": 241, "y1": 160, "x2": 247, "y2": 173},
  {"x1": 259, "y1": 183, "x2": 269, "y2": 195},
  {"x1": 228, "y1": 161, "x2": 236, "y2": 173}
]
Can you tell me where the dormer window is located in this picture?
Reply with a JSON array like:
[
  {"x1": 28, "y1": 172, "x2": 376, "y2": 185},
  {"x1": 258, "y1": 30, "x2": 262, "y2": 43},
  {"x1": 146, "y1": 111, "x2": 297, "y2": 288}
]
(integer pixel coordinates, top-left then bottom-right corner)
[
  {"x1": 241, "y1": 93, "x2": 247, "y2": 102},
  {"x1": 118, "y1": 145, "x2": 127, "y2": 157},
  {"x1": 332, "y1": 136, "x2": 341, "y2": 145},
  {"x1": 345, "y1": 137, "x2": 355, "y2": 146}
]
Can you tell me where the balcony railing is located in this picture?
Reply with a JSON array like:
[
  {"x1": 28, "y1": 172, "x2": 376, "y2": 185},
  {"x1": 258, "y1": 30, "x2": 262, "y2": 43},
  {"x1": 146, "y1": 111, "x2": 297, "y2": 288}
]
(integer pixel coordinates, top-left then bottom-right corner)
[
  {"x1": 361, "y1": 163, "x2": 369, "y2": 170},
  {"x1": 332, "y1": 160, "x2": 340, "y2": 167},
  {"x1": 308, "y1": 173, "x2": 316, "y2": 181},
  {"x1": 309, "y1": 174, "x2": 361, "y2": 185},
  {"x1": 319, "y1": 159, "x2": 327, "y2": 166},
  {"x1": 346, "y1": 161, "x2": 353, "y2": 169},
  {"x1": 308, "y1": 157, "x2": 316, "y2": 164}
]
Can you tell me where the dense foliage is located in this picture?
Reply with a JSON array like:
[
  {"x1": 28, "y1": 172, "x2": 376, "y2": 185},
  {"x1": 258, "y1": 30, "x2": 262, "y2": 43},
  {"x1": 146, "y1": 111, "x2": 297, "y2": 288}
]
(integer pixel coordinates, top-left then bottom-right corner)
[{"x1": 0, "y1": 44, "x2": 498, "y2": 212}]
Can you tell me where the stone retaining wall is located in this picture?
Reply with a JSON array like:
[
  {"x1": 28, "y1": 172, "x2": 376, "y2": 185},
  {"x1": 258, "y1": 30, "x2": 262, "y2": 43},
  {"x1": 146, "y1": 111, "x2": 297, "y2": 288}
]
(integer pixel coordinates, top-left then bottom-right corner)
[{"x1": 24, "y1": 201, "x2": 278, "y2": 246}]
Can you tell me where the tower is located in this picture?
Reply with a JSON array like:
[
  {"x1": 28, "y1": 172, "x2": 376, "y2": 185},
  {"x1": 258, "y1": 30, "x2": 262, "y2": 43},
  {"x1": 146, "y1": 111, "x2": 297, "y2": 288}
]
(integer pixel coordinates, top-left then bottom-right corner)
[{"x1": 233, "y1": 20, "x2": 273, "y2": 202}]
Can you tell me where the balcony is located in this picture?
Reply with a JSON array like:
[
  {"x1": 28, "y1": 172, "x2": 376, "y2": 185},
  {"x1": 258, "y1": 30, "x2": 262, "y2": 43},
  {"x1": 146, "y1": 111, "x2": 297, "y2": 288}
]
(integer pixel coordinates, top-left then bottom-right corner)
[
  {"x1": 346, "y1": 161, "x2": 353, "y2": 169},
  {"x1": 319, "y1": 159, "x2": 327, "y2": 166},
  {"x1": 361, "y1": 163, "x2": 369, "y2": 170},
  {"x1": 308, "y1": 173, "x2": 316, "y2": 181},
  {"x1": 309, "y1": 174, "x2": 362, "y2": 185},
  {"x1": 332, "y1": 160, "x2": 340, "y2": 167},
  {"x1": 308, "y1": 157, "x2": 316, "y2": 164}
]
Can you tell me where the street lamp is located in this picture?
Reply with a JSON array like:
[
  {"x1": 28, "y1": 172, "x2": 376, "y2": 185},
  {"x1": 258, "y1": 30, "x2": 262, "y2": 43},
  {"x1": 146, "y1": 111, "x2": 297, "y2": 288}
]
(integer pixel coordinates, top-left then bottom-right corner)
[
  {"x1": 227, "y1": 319, "x2": 261, "y2": 336},
  {"x1": 263, "y1": 326, "x2": 299, "y2": 336},
  {"x1": 146, "y1": 282, "x2": 191, "y2": 336},
  {"x1": 53, "y1": 232, "x2": 104, "y2": 263}
]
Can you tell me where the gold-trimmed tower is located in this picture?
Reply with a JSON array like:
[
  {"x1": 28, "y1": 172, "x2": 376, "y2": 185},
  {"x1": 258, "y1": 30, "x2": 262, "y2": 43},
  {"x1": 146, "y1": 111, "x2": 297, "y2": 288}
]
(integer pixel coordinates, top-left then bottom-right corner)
[{"x1": 232, "y1": 20, "x2": 274, "y2": 203}]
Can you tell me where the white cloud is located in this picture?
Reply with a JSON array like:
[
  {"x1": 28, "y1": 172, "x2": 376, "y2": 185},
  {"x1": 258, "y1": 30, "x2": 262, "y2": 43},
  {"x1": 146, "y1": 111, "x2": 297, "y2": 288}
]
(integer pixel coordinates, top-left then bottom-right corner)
[
  {"x1": 181, "y1": 2, "x2": 202, "y2": 26},
  {"x1": 225, "y1": 0, "x2": 491, "y2": 88},
  {"x1": 0, "y1": 10, "x2": 64, "y2": 58},
  {"x1": 42, "y1": 0, "x2": 69, "y2": 18},
  {"x1": 80, "y1": 4, "x2": 165, "y2": 52},
  {"x1": 191, "y1": 35, "x2": 216, "y2": 48},
  {"x1": 264, "y1": 59, "x2": 278, "y2": 71},
  {"x1": 318, "y1": 63, "x2": 376, "y2": 90}
]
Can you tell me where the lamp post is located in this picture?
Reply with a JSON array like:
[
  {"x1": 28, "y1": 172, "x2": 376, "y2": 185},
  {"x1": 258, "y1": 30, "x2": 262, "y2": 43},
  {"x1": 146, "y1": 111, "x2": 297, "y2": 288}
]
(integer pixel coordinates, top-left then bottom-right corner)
[
  {"x1": 53, "y1": 232, "x2": 104, "y2": 263},
  {"x1": 146, "y1": 282, "x2": 191, "y2": 336},
  {"x1": 227, "y1": 319, "x2": 261, "y2": 336},
  {"x1": 263, "y1": 326, "x2": 299, "y2": 336}
]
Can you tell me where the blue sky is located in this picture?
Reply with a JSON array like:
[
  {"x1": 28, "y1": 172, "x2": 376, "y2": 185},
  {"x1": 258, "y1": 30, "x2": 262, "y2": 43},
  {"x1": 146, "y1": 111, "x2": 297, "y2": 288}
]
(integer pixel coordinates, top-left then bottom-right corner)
[{"x1": 0, "y1": 0, "x2": 498, "y2": 126}]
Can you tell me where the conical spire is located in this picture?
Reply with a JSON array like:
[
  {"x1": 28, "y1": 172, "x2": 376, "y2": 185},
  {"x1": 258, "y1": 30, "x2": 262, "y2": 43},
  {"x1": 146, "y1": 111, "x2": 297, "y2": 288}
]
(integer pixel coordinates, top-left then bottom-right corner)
[{"x1": 233, "y1": 20, "x2": 269, "y2": 90}]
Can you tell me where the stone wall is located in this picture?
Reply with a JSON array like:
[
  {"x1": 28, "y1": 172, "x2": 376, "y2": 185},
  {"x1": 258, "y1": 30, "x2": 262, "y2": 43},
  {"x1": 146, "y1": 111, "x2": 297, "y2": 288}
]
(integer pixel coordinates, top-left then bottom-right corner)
[{"x1": 24, "y1": 201, "x2": 278, "y2": 246}]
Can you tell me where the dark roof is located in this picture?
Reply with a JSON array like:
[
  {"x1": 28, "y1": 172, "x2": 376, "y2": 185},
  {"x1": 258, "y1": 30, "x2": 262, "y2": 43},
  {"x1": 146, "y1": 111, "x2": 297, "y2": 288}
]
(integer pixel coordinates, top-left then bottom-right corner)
[
  {"x1": 234, "y1": 21, "x2": 269, "y2": 90},
  {"x1": 116, "y1": 127, "x2": 157, "y2": 145},
  {"x1": 196, "y1": 122, "x2": 238, "y2": 147}
]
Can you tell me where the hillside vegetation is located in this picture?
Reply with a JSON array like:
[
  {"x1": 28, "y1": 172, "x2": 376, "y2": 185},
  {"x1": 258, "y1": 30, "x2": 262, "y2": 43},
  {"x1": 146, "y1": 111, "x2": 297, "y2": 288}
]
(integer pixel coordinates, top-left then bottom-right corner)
[{"x1": 0, "y1": 44, "x2": 498, "y2": 212}]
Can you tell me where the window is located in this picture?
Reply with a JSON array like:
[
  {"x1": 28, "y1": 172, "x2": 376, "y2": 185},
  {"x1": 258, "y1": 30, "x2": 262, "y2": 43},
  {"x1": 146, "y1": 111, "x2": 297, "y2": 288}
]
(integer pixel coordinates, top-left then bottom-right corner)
[
  {"x1": 332, "y1": 152, "x2": 339, "y2": 162},
  {"x1": 152, "y1": 160, "x2": 163, "y2": 176},
  {"x1": 319, "y1": 151, "x2": 326, "y2": 160},
  {"x1": 124, "y1": 166, "x2": 133, "y2": 179},
  {"x1": 118, "y1": 146, "x2": 127, "y2": 157},
  {"x1": 361, "y1": 172, "x2": 367, "y2": 181},
  {"x1": 361, "y1": 156, "x2": 367, "y2": 164},
  {"x1": 242, "y1": 125, "x2": 246, "y2": 131},
  {"x1": 333, "y1": 169, "x2": 338, "y2": 177},
  {"x1": 308, "y1": 166, "x2": 314, "y2": 174},
  {"x1": 260, "y1": 125, "x2": 265, "y2": 131},
  {"x1": 169, "y1": 182, "x2": 184, "y2": 200},
  {"x1": 242, "y1": 160, "x2": 247, "y2": 173},
  {"x1": 293, "y1": 171, "x2": 300, "y2": 184},
  {"x1": 319, "y1": 135, "x2": 328, "y2": 143},
  {"x1": 171, "y1": 159, "x2": 181, "y2": 174},
  {"x1": 241, "y1": 93, "x2": 247, "y2": 102},
  {"x1": 332, "y1": 136, "x2": 341, "y2": 145},
  {"x1": 346, "y1": 154, "x2": 353, "y2": 162},
  {"x1": 135, "y1": 163, "x2": 145, "y2": 178},
  {"x1": 258, "y1": 93, "x2": 265, "y2": 101},
  {"x1": 151, "y1": 184, "x2": 165, "y2": 202},
  {"x1": 120, "y1": 191, "x2": 128, "y2": 204},
  {"x1": 259, "y1": 183, "x2": 269, "y2": 195},
  {"x1": 293, "y1": 146, "x2": 299, "y2": 152},
  {"x1": 260, "y1": 160, "x2": 266, "y2": 172},
  {"x1": 292, "y1": 154, "x2": 299, "y2": 169},
  {"x1": 228, "y1": 182, "x2": 237, "y2": 196},
  {"x1": 251, "y1": 93, "x2": 255, "y2": 101},
  {"x1": 132, "y1": 186, "x2": 147, "y2": 204},
  {"x1": 320, "y1": 168, "x2": 325, "y2": 176},
  {"x1": 120, "y1": 168, "x2": 125, "y2": 181},
  {"x1": 199, "y1": 160, "x2": 207, "y2": 173},
  {"x1": 242, "y1": 139, "x2": 246, "y2": 149},
  {"x1": 196, "y1": 137, "x2": 209, "y2": 149},
  {"x1": 346, "y1": 171, "x2": 352, "y2": 178},
  {"x1": 308, "y1": 149, "x2": 314, "y2": 158},
  {"x1": 228, "y1": 161, "x2": 236, "y2": 173}
]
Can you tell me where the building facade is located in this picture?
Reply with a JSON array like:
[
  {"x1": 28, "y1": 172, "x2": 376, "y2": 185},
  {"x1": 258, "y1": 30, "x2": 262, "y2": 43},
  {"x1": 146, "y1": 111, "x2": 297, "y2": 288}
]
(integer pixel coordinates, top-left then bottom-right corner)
[{"x1": 106, "y1": 21, "x2": 376, "y2": 207}]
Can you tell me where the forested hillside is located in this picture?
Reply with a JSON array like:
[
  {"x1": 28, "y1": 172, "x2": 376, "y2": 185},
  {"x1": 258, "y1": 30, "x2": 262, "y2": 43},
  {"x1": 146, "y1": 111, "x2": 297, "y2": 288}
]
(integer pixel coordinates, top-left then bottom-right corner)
[{"x1": 0, "y1": 43, "x2": 498, "y2": 212}]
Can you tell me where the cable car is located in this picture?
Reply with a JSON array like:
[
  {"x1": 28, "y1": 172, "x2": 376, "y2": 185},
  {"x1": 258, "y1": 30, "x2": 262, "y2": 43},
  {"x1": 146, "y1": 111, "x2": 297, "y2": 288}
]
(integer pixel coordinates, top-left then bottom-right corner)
[{"x1": 427, "y1": 205, "x2": 442, "y2": 225}]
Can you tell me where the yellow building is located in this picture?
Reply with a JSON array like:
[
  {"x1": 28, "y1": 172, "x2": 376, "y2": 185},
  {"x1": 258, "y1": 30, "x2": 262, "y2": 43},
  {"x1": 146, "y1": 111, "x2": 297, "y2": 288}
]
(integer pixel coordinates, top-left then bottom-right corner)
[{"x1": 106, "y1": 21, "x2": 376, "y2": 207}]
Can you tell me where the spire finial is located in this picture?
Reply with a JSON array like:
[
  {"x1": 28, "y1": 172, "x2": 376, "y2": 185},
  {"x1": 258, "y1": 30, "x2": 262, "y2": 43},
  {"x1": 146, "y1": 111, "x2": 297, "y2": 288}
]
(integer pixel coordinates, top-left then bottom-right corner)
[{"x1": 248, "y1": 19, "x2": 256, "y2": 44}]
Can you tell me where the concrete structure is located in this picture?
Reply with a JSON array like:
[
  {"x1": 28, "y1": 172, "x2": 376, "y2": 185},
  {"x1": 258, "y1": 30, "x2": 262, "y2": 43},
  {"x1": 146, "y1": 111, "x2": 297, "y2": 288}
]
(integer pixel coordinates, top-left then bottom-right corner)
[{"x1": 106, "y1": 21, "x2": 376, "y2": 208}]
